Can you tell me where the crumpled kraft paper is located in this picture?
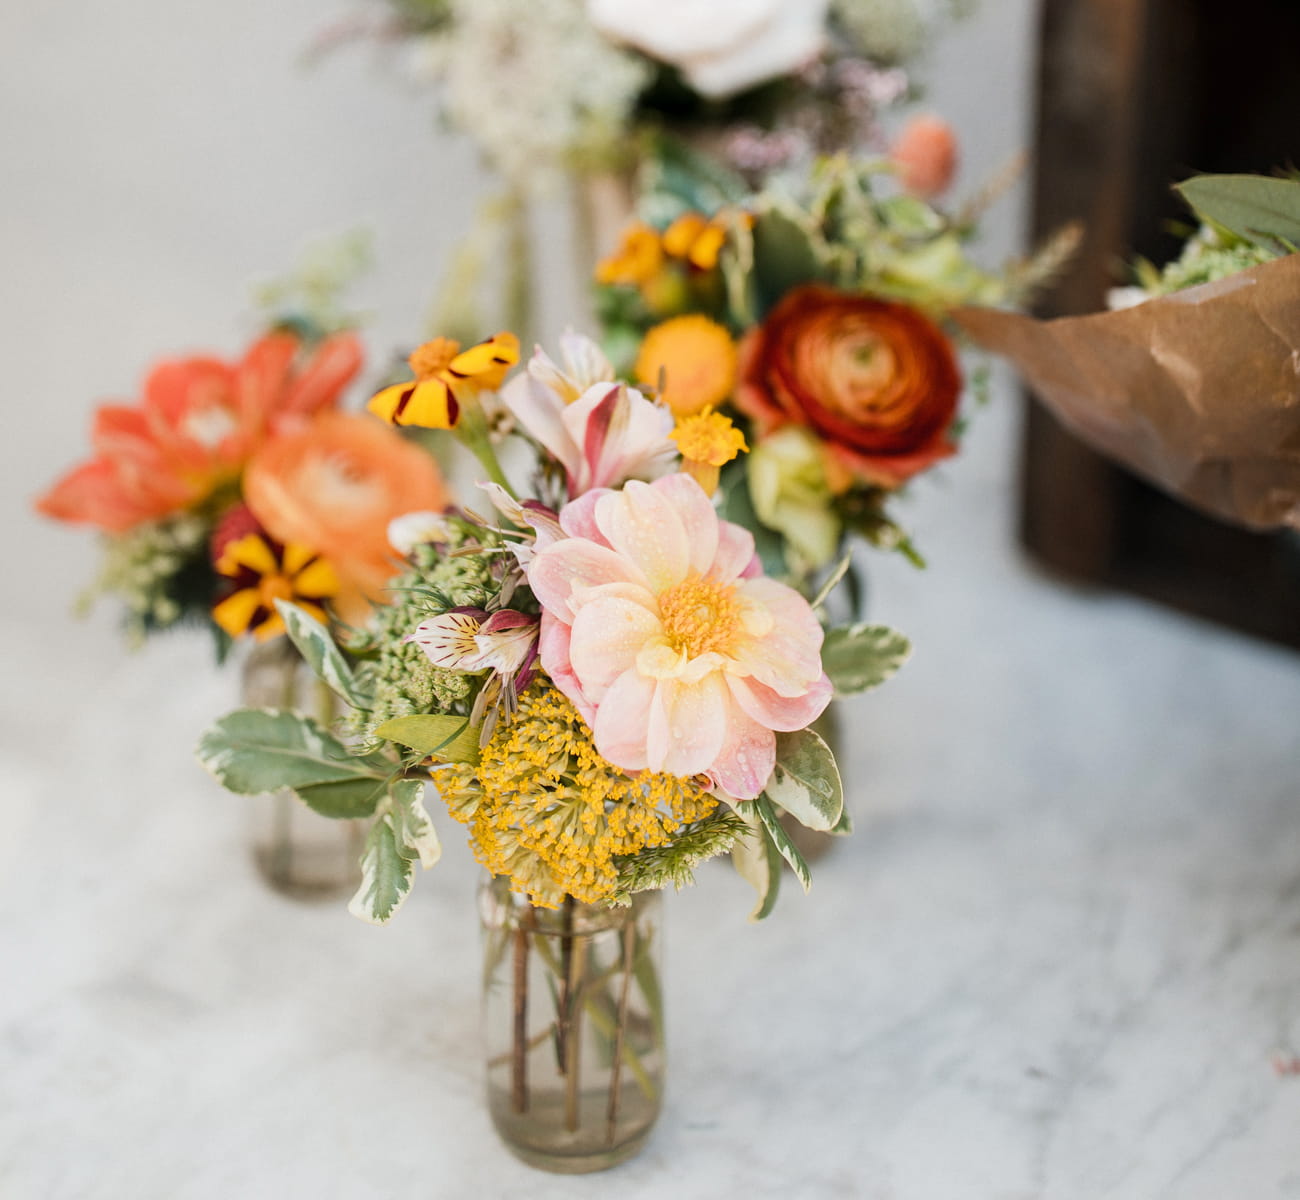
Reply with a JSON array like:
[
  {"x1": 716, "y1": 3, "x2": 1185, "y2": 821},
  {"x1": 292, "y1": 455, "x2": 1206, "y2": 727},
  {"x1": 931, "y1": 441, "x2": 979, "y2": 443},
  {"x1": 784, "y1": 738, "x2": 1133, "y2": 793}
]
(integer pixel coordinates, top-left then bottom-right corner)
[{"x1": 955, "y1": 253, "x2": 1300, "y2": 530}]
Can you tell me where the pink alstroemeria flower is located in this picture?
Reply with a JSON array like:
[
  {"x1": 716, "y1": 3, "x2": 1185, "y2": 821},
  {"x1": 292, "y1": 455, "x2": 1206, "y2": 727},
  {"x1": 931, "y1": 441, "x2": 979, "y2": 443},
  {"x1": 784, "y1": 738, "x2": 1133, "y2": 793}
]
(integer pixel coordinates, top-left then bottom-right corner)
[
  {"x1": 410, "y1": 607, "x2": 540, "y2": 683},
  {"x1": 502, "y1": 334, "x2": 677, "y2": 498},
  {"x1": 527, "y1": 474, "x2": 832, "y2": 799}
]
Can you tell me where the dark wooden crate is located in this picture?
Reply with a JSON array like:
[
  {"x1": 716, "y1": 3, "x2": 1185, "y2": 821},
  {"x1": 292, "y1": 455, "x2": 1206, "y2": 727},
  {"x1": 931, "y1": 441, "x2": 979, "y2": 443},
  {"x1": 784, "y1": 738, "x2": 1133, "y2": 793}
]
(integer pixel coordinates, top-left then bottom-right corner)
[{"x1": 1021, "y1": 0, "x2": 1300, "y2": 650}]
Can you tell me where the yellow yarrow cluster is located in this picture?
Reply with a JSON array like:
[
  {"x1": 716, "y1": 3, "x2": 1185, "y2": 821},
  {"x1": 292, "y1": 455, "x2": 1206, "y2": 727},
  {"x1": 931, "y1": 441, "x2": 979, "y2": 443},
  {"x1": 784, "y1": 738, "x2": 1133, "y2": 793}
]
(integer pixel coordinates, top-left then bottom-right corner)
[{"x1": 439, "y1": 682, "x2": 718, "y2": 908}]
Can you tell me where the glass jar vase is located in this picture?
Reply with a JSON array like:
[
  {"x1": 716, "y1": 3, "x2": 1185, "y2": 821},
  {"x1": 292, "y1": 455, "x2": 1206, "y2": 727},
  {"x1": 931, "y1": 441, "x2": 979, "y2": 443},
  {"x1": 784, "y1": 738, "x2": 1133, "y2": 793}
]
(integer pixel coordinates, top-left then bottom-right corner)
[
  {"x1": 239, "y1": 637, "x2": 363, "y2": 899},
  {"x1": 478, "y1": 875, "x2": 664, "y2": 1174}
]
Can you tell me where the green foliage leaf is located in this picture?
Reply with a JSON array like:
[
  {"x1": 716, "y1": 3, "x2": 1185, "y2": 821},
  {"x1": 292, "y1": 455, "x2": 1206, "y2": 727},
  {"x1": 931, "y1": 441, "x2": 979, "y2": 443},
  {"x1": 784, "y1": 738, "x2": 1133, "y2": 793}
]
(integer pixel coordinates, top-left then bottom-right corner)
[
  {"x1": 295, "y1": 776, "x2": 389, "y2": 819},
  {"x1": 822, "y1": 623, "x2": 912, "y2": 697},
  {"x1": 730, "y1": 807, "x2": 782, "y2": 921},
  {"x1": 638, "y1": 131, "x2": 748, "y2": 225},
  {"x1": 750, "y1": 206, "x2": 824, "y2": 316},
  {"x1": 751, "y1": 795, "x2": 813, "y2": 895},
  {"x1": 391, "y1": 779, "x2": 442, "y2": 869},
  {"x1": 348, "y1": 803, "x2": 414, "y2": 926},
  {"x1": 1176, "y1": 174, "x2": 1300, "y2": 252},
  {"x1": 373, "y1": 714, "x2": 481, "y2": 765},
  {"x1": 275, "y1": 600, "x2": 370, "y2": 709},
  {"x1": 763, "y1": 729, "x2": 843, "y2": 832},
  {"x1": 196, "y1": 708, "x2": 388, "y2": 795}
]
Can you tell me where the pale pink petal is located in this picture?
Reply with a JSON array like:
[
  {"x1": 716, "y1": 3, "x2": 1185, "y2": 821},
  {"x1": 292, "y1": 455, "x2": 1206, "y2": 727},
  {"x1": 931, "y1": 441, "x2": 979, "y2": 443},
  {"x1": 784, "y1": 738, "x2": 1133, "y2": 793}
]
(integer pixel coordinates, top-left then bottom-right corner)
[
  {"x1": 594, "y1": 481, "x2": 691, "y2": 593},
  {"x1": 648, "y1": 674, "x2": 730, "y2": 778},
  {"x1": 569, "y1": 595, "x2": 664, "y2": 700},
  {"x1": 558, "y1": 488, "x2": 612, "y2": 545},
  {"x1": 537, "y1": 614, "x2": 596, "y2": 726},
  {"x1": 708, "y1": 707, "x2": 777, "y2": 801},
  {"x1": 728, "y1": 577, "x2": 826, "y2": 694},
  {"x1": 649, "y1": 473, "x2": 718, "y2": 574},
  {"x1": 527, "y1": 538, "x2": 649, "y2": 619},
  {"x1": 561, "y1": 382, "x2": 676, "y2": 494},
  {"x1": 592, "y1": 668, "x2": 656, "y2": 771},
  {"x1": 501, "y1": 374, "x2": 581, "y2": 480},
  {"x1": 713, "y1": 519, "x2": 759, "y2": 583},
  {"x1": 727, "y1": 672, "x2": 832, "y2": 733}
]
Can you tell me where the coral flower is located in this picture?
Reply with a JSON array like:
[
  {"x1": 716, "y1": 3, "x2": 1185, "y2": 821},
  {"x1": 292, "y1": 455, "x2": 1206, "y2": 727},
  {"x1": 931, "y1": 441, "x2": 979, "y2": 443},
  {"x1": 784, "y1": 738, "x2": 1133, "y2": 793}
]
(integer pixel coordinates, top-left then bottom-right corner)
[
  {"x1": 635, "y1": 314, "x2": 738, "y2": 417},
  {"x1": 527, "y1": 473, "x2": 831, "y2": 800},
  {"x1": 243, "y1": 413, "x2": 448, "y2": 622},
  {"x1": 37, "y1": 331, "x2": 363, "y2": 532},
  {"x1": 890, "y1": 114, "x2": 959, "y2": 199},
  {"x1": 212, "y1": 532, "x2": 340, "y2": 642},
  {"x1": 736, "y1": 284, "x2": 961, "y2": 487}
]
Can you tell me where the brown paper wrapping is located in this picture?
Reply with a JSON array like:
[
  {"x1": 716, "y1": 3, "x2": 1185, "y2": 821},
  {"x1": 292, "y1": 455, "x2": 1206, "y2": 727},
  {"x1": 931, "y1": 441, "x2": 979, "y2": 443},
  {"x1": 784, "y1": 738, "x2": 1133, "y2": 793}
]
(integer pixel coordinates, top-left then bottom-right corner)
[{"x1": 955, "y1": 253, "x2": 1300, "y2": 530}]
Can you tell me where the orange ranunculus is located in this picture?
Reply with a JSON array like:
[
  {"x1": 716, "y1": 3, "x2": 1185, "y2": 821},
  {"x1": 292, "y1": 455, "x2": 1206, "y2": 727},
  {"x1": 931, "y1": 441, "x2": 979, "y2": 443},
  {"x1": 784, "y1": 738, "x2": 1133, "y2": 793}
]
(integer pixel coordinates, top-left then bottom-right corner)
[
  {"x1": 735, "y1": 285, "x2": 961, "y2": 488},
  {"x1": 242, "y1": 413, "x2": 448, "y2": 622},
  {"x1": 36, "y1": 331, "x2": 363, "y2": 532}
]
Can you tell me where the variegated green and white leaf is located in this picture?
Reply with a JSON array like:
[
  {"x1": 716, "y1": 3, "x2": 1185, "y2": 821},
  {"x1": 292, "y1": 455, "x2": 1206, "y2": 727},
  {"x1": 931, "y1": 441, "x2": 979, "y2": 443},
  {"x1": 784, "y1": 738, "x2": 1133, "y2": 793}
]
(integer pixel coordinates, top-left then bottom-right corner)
[
  {"x1": 752, "y1": 794, "x2": 813, "y2": 895},
  {"x1": 374, "y1": 714, "x2": 481, "y2": 765},
  {"x1": 295, "y1": 775, "x2": 389, "y2": 820},
  {"x1": 196, "y1": 709, "x2": 388, "y2": 795},
  {"x1": 274, "y1": 599, "x2": 370, "y2": 709},
  {"x1": 821, "y1": 623, "x2": 912, "y2": 697},
  {"x1": 391, "y1": 779, "x2": 442, "y2": 869},
  {"x1": 348, "y1": 801, "x2": 414, "y2": 926},
  {"x1": 730, "y1": 806, "x2": 782, "y2": 921},
  {"x1": 764, "y1": 728, "x2": 843, "y2": 832}
]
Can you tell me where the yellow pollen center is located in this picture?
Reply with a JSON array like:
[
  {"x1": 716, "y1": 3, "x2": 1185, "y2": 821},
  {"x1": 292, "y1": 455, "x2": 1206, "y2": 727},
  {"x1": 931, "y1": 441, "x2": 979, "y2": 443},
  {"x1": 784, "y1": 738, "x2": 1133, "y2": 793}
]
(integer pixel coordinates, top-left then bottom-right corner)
[
  {"x1": 258, "y1": 574, "x2": 294, "y2": 609},
  {"x1": 408, "y1": 337, "x2": 460, "y2": 379},
  {"x1": 658, "y1": 573, "x2": 742, "y2": 658}
]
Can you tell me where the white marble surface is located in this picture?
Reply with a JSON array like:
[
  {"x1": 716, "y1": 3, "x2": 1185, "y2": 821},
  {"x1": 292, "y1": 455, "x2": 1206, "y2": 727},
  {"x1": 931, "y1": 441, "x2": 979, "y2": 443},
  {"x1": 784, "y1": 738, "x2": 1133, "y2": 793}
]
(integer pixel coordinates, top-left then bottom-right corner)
[{"x1": 5, "y1": 2, "x2": 1300, "y2": 1197}]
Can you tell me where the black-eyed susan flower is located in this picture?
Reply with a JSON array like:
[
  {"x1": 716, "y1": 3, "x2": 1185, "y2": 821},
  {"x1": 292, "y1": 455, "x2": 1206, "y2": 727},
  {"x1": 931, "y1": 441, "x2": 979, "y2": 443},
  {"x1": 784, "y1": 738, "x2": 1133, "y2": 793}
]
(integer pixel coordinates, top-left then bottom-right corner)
[
  {"x1": 368, "y1": 333, "x2": 520, "y2": 430},
  {"x1": 211, "y1": 531, "x2": 339, "y2": 642}
]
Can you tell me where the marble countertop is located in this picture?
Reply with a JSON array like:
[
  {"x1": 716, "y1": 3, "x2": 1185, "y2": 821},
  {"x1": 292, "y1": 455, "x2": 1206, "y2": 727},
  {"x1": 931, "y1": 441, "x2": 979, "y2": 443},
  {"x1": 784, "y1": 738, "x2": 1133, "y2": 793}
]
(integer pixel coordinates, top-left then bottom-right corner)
[{"x1": 5, "y1": 382, "x2": 1300, "y2": 1199}]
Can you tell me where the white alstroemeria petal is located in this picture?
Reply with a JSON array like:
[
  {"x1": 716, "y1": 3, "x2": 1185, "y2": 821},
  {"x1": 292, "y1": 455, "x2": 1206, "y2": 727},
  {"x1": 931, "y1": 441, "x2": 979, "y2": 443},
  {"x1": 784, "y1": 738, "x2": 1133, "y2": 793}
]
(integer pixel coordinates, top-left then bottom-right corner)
[
  {"x1": 389, "y1": 511, "x2": 453, "y2": 556},
  {"x1": 409, "y1": 611, "x2": 490, "y2": 671},
  {"x1": 477, "y1": 480, "x2": 527, "y2": 526}
]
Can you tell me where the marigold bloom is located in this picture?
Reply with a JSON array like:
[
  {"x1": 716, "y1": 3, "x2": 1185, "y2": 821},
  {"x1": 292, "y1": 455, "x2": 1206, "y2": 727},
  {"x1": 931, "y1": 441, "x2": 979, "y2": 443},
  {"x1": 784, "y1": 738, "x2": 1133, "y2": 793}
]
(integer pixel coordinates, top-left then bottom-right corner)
[
  {"x1": 595, "y1": 221, "x2": 665, "y2": 288},
  {"x1": 635, "y1": 314, "x2": 738, "y2": 417},
  {"x1": 527, "y1": 473, "x2": 832, "y2": 800},
  {"x1": 368, "y1": 332, "x2": 519, "y2": 429},
  {"x1": 736, "y1": 284, "x2": 961, "y2": 487},
  {"x1": 670, "y1": 408, "x2": 748, "y2": 495},
  {"x1": 211, "y1": 531, "x2": 339, "y2": 642},
  {"x1": 243, "y1": 412, "x2": 448, "y2": 623},
  {"x1": 37, "y1": 331, "x2": 363, "y2": 533}
]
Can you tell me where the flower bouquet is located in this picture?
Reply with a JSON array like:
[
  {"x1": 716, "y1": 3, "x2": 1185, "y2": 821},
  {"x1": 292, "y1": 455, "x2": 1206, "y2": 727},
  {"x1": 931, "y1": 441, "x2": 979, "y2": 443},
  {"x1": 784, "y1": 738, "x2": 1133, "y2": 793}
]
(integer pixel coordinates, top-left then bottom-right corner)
[
  {"x1": 195, "y1": 327, "x2": 910, "y2": 1170},
  {"x1": 957, "y1": 172, "x2": 1300, "y2": 530},
  {"x1": 37, "y1": 251, "x2": 449, "y2": 893}
]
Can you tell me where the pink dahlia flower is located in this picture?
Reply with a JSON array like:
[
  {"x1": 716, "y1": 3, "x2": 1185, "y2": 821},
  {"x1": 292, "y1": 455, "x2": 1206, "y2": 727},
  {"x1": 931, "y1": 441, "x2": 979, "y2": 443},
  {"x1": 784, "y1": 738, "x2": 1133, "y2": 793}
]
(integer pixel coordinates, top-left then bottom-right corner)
[{"x1": 527, "y1": 473, "x2": 831, "y2": 799}]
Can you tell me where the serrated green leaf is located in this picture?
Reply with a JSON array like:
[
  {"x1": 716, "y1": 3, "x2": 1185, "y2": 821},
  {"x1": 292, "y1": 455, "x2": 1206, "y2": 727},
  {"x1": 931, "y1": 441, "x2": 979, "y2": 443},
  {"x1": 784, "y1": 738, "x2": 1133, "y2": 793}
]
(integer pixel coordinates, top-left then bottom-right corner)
[
  {"x1": 374, "y1": 714, "x2": 481, "y2": 764},
  {"x1": 348, "y1": 803, "x2": 414, "y2": 926},
  {"x1": 752, "y1": 795, "x2": 813, "y2": 894},
  {"x1": 730, "y1": 806, "x2": 781, "y2": 921},
  {"x1": 391, "y1": 778, "x2": 442, "y2": 869},
  {"x1": 829, "y1": 804, "x2": 854, "y2": 837},
  {"x1": 1176, "y1": 174, "x2": 1300, "y2": 252},
  {"x1": 274, "y1": 600, "x2": 370, "y2": 709},
  {"x1": 764, "y1": 728, "x2": 843, "y2": 832},
  {"x1": 295, "y1": 775, "x2": 389, "y2": 819},
  {"x1": 822, "y1": 623, "x2": 912, "y2": 696},
  {"x1": 196, "y1": 708, "x2": 389, "y2": 795}
]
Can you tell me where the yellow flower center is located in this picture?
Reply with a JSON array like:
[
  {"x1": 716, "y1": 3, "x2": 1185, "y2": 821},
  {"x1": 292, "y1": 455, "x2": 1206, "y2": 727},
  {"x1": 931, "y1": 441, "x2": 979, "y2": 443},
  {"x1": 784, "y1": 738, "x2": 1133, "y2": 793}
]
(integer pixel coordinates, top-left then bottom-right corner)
[
  {"x1": 258, "y1": 573, "x2": 295, "y2": 610},
  {"x1": 408, "y1": 337, "x2": 460, "y2": 380},
  {"x1": 658, "y1": 572, "x2": 742, "y2": 658}
]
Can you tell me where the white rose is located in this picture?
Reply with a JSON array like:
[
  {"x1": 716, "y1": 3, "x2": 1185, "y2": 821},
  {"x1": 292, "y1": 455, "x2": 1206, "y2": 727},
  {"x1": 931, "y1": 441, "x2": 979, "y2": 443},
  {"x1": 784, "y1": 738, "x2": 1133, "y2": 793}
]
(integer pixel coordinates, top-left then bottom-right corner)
[
  {"x1": 388, "y1": 511, "x2": 454, "y2": 557},
  {"x1": 587, "y1": 0, "x2": 829, "y2": 98}
]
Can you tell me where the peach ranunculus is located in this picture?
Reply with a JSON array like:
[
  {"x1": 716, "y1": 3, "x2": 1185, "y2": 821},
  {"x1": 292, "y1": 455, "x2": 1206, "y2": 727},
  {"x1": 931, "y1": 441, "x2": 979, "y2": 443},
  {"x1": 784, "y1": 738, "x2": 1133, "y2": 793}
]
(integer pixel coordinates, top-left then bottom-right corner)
[
  {"x1": 527, "y1": 473, "x2": 831, "y2": 800},
  {"x1": 735, "y1": 284, "x2": 961, "y2": 488},
  {"x1": 36, "y1": 331, "x2": 363, "y2": 532},
  {"x1": 890, "y1": 114, "x2": 959, "y2": 199},
  {"x1": 242, "y1": 412, "x2": 448, "y2": 621}
]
